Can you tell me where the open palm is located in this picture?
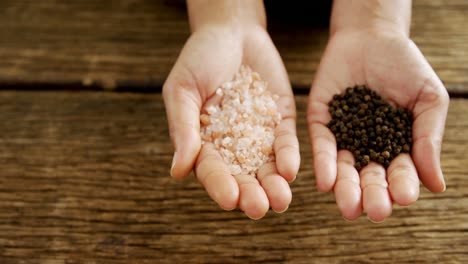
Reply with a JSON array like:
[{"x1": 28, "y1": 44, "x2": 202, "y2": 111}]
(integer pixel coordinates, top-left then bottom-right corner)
[
  {"x1": 308, "y1": 30, "x2": 449, "y2": 222},
  {"x1": 163, "y1": 25, "x2": 300, "y2": 219}
]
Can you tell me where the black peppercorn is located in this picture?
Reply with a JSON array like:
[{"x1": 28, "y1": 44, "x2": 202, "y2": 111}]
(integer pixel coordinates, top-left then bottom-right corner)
[
  {"x1": 395, "y1": 146, "x2": 402, "y2": 154},
  {"x1": 403, "y1": 144, "x2": 410, "y2": 152},
  {"x1": 362, "y1": 155, "x2": 370, "y2": 166},
  {"x1": 382, "y1": 151, "x2": 391, "y2": 159},
  {"x1": 335, "y1": 109, "x2": 343, "y2": 117},
  {"x1": 377, "y1": 155, "x2": 385, "y2": 164},
  {"x1": 355, "y1": 162, "x2": 362, "y2": 171},
  {"x1": 383, "y1": 160, "x2": 390, "y2": 168}
]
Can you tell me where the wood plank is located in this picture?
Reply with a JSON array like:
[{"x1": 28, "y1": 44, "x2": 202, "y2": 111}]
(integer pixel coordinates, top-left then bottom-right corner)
[
  {"x1": 0, "y1": 1, "x2": 467, "y2": 93},
  {"x1": 0, "y1": 91, "x2": 466, "y2": 263}
]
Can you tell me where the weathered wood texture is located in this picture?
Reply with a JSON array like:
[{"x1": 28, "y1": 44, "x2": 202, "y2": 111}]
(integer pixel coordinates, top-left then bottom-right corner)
[
  {"x1": 0, "y1": 1, "x2": 467, "y2": 92},
  {"x1": 0, "y1": 91, "x2": 466, "y2": 263}
]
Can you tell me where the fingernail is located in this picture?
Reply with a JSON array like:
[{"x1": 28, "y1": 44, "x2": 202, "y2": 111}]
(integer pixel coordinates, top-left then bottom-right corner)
[
  {"x1": 222, "y1": 206, "x2": 236, "y2": 211},
  {"x1": 439, "y1": 167, "x2": 446, "y2": 192},
  {"x1": 367, "y1": 216, "x2": 385, "y2": 224},
  {"x1": 170, "y1": 152, "x2": 177, "y2": 177},
  {"x1": 273, "y1": 205, "x2": 289, "y2": 214},
  {"x1": 244, "y1": 211, "x2": 265, "y2": 220},
  {"x1": 343, "y1": 216, "x2": 354, "y2": 222},
  {"x1": 288, "y1": 174, "x2": 297, "y2": 183},
  {"x1": 247, "y1": 215, "x2": 263, "y2": 221}
]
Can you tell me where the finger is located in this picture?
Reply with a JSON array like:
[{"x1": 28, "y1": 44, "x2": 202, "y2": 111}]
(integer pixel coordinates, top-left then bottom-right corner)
[
  {"x1": 233, "y1": 174, "x2": 269, "y2": 220},
  {"x1": 274, "y1": 89, "x2": 300, "y2": 183},
  {"x1": 387, "y1": 154, "x2": 420, "y2": 206},
  {"x1": 274, "y1": 118, "x2": 300, "y2": 182},
  {"x1": 257, "y1": 162, "x2": 292, "y2": 213},
  {"x1": 163, "y1": 30, "x2": 242, "y2": 179},
  {"x1": 308, "y1": 122, "x2": 337, "y2": 192},
  {"x1": 360, "y1": 163, "x2": 392, "y2": 223},
  {"x1": 195, "y1": 143, "x2": 239, "y2": 211},
  {"x1": 307, "y1": 92, "x2": 337, "y2": 192},
  {"x1": 412, "y1": 78, "x2": 449, "y2": 192},
  {"x1": 163, "y1": 79, "x2": 202, "y2": 179},
  {"x1": 334, "y1": 150, "x2": 362, "y2": 221}
]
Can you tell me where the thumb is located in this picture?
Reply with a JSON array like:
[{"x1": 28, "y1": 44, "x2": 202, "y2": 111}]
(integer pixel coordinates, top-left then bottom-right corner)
[
  {"x1": 412, "y1": 77, "x2": 449, "y2": 192},
  {"x1": 163, "y1": 69, "x2": 202, "y2": 179},
  {"x1": 163, "y1": 28, "x2": 243, "y2": 178}
]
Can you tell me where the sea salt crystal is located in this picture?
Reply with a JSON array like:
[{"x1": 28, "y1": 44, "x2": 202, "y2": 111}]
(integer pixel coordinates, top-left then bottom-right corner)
[
  {"x1": 200, "y1": 65, "x2": 281, "y2": 177},
  {"x1": 206, "y1": 105, "x2": 218, "y2": 115}
]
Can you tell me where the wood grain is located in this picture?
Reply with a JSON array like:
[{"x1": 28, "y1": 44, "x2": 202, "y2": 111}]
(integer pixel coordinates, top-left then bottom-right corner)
[
  {"x1": 0, "y1": 91, "x2": 466, "y2": 263},
  {"x1": 0, "y1": 0, "x2": 467, "y2": 93}
]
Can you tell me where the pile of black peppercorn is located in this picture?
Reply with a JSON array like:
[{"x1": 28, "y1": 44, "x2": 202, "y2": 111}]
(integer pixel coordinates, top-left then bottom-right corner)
[{"x1": 327, "y1": 85, "x2": 413, "y2": 171}]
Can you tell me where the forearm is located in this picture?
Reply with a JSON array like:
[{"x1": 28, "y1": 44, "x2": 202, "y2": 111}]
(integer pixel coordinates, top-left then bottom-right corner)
[
  {"x1": 330, "y1": 0, "x2": 412, "y2": 37},
  {"x1": 187, "y1": 0, "x2": 266, "y2": 32}
]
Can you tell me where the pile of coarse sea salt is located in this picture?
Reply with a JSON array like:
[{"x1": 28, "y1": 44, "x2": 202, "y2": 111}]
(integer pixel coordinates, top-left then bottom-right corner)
[{"x1": 200, "y1": 65, "x2": 281, "y2": 177}]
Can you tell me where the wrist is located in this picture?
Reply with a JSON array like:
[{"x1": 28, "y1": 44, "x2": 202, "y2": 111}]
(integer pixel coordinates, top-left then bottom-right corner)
[
  {"x1": 330, "y1": 0, "x2": 411, "y2": 38},
  {"x1": 187, "y1": 0, "x2": 266, "y2": 33}
]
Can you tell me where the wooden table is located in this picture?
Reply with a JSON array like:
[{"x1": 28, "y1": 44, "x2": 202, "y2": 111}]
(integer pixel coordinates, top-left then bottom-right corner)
[{"x1": 0, "y1": 1, "x2": 467, "y2": 263}]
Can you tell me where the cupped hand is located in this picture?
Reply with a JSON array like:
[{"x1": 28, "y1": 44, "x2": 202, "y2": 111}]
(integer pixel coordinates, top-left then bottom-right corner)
[
  {"x1": 307, "y1": 29, "x2": 449, "y2": 222},
  {"x1": 163, "y1": 24, "x2": 300, "y2": 219}
]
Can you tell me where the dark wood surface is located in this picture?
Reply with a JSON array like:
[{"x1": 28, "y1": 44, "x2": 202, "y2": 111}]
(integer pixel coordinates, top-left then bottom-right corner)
[
  {"x1": 0, "y1": 0, "x2": 467, "y2": 92},
  {"x1": 0, "y1": 92, "x2": 466, "y2": 263}
]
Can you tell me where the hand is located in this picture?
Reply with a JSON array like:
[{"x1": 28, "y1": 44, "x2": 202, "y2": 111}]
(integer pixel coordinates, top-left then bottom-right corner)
[
  {"x1": 163, "y1": 23, "x2": 300, "y2": 219},
  {"x1": 307, "y1": 29, "x2": 449, "y2": 222}
]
